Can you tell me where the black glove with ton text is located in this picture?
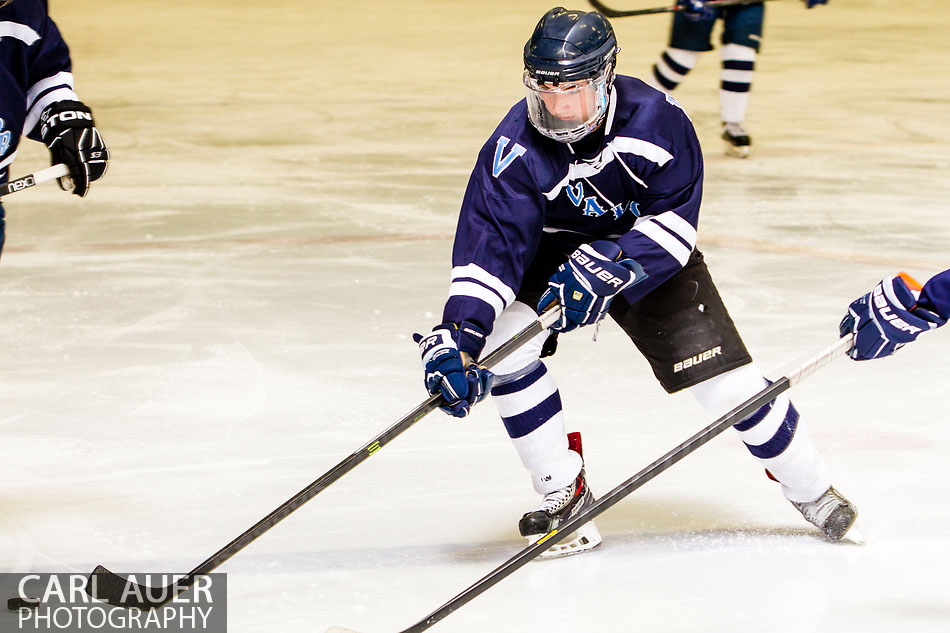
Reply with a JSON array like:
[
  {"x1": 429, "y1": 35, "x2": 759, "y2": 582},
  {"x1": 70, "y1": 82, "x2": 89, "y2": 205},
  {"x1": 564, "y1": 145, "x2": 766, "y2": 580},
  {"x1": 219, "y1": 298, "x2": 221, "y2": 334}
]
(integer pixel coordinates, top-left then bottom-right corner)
[{"x1": 39, "y1": 100, "x2": 109, "y2": 197}]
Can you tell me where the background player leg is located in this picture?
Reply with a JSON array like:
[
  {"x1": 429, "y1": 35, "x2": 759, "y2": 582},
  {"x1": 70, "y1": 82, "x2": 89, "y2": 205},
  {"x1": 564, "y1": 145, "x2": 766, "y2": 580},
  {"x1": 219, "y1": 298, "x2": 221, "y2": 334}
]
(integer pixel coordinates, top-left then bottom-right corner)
[
  {"x1": 719, "y1": 43, "x2": 756, "y2": 157},
  {"x1": 650, "y1": 47, "x2": 701, "y2": 93}
]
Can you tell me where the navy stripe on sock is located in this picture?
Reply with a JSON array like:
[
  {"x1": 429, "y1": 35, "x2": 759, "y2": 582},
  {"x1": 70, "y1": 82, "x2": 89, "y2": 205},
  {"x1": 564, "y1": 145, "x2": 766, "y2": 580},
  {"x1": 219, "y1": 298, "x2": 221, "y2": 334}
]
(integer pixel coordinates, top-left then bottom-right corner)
[
  {"x1": 722, "y1": 60, "x2": 755, "y2": 71},
  {"x1": 502, "y1": 392, "x2": 562, "y2": 439},
  {"x1": 653, "y1": 66, "x2": 679, "y2": 91},
  {"x1": 734, "y1": 398, "x2": 774, "y2": 432},
  {"x1": 745, "y1": 404, "x2": 800, "y2": 459},
  {"x1": 721, "y1": 81, "x2": 752, "y2": 93},
  {"x1": 492, "y1": 363, "x2": 547, "y2": 396},
  {"x1": 661, "y1": 51, "x2": 691, "y2": 76}
]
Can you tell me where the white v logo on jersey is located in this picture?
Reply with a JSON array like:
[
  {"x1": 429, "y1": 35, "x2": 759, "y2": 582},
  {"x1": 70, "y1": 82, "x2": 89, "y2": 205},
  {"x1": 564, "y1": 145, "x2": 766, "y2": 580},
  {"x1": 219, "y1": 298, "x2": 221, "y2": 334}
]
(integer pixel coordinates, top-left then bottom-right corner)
[{"x1": 492, "y1": 136, "x2": 526, "y2": 178}]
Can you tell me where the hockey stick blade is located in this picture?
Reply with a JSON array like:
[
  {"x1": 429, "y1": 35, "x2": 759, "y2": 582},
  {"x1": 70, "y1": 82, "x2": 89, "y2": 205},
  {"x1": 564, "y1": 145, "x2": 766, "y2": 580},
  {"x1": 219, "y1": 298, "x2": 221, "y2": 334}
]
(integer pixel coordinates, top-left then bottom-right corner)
[
  {"x1": 0, "y1": 164, "x2": 70, "y2": 198},
  {"x1": 85, "y1": 307, "x2": 562, "y2": 610},
  {"x1": 86, "y1": 566, "x2": 190, "y2": 610},
  {"x1": 384, "y1": 334, "x2": 854, "y2": 633},
  {"x1": 587, "y1": 0, "x2": 772, "y2": 19}
]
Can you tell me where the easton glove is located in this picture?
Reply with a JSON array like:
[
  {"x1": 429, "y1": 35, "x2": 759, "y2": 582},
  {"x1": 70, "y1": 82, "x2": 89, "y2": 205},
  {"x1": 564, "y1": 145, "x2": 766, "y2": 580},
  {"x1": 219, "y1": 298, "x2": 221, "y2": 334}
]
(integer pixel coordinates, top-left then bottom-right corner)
[
  {"x1": 839, "y1": 274, "x2": 945, "y2": 361},
  {"x1": 413, "y1": 322, "x2": 494, "y2": 418},
  {"x1": 537, "y1": 241, "x2": 647, "y2": 333},
  {"x1": 39, "y1": 100, "x2": 109, "y2": 197},
  {"x1": 679, "y1": 0, "x2": 715, "y2": 21}
]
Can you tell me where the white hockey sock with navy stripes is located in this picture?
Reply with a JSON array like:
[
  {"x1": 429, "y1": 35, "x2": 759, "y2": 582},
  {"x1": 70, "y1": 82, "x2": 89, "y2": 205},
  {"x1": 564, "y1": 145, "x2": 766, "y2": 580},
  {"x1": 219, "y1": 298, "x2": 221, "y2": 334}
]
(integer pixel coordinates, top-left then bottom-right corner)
[
  {"x1": 689, "y1": 364, "x2": 831, "y2": 503},
  {"x1": 492, "y1": 362, "x2": 582, "y2": 495},
  {"x1": 650, "y1": 47, "x2": 700, "y2": 93},
  {"x1": 720, "y1": 43, "x2": 756, "y2": 123}
]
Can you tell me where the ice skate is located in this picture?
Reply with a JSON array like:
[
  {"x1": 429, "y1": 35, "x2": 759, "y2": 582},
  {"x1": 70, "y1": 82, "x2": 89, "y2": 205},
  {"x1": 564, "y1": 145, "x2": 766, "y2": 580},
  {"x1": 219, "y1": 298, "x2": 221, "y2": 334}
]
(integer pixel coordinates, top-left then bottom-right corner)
[
  {"x1": 791, "y1": 486, "x2": 858, "y2": 542},
  {"x1": 519, "y1": 469, "x2": 602, "y2": 559},
  {"x1": 721, "y1": 121, "x2": 751, "y2": 158}
]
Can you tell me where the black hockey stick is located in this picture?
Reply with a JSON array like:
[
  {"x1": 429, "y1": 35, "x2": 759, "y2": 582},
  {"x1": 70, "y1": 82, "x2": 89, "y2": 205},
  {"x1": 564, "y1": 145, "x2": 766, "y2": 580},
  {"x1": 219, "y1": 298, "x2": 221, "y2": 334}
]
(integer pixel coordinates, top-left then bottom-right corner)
[
  {"x1": 349, "y1": 334, "x2": 853, "y2": 633},
  {"x1": 85, "y1": 307, "x2": 561, "y2": 610},
  {"x1": 0, "y1": 164, "x2": 69, "y2": 198},
  {"x1": 587, "y1": 0, "x2": 773, "y2": 19}
]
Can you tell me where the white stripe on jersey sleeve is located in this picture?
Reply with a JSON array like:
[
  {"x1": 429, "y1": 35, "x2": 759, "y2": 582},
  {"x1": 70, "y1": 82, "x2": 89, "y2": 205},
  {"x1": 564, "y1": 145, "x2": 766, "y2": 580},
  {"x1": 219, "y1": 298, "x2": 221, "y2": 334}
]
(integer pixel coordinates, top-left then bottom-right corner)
[
  {"x1": 0, "y1": 21, "x2": 41, "y2": 45},
  {"x1": 23, "y1": 87, "x2": 81, "y2": 136},
  {"x1": 633, "y1": 216, "x2": 693, "y2": 266},
  {"x1": 653, "y1": 210, "x2": 697, "y2": 249},
  {"x1": 448, "y1": 281, "x2": 507, "y2": 320},
  {"x1": 451, "y1": 263, "x2": 517, "y2": 306},
  {"x1": 26, "y1": 71, "x2": 76, "y2": 110}
]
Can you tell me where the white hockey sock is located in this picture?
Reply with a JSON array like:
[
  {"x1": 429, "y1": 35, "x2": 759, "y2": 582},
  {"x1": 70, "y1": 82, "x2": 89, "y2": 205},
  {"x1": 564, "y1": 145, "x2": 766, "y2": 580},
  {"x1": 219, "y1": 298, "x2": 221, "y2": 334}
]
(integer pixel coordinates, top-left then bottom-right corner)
[
  {"x1": 492, "y1": 362, "x2": 582, "y2": 495},
  {"x1": 689, "y1": 364, "x2": 831, "y2": 503},
  {"x1": 481, "y1": 301, "x2": 547, "y2": 377},
  {"x1": 650, "y1": 47, "x2": 700, "y2": 92},
  {"x1": 719, "y1": 43, "x2": 756, "y2": 123}
]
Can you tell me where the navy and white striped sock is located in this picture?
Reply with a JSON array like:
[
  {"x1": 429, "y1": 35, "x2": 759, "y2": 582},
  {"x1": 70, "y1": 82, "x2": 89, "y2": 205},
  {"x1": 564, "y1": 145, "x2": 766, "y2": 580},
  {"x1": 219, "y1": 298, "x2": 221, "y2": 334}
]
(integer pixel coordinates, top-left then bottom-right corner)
[
  {"x1": 720, "y1": 43, "x2": 756, "y2": 124},
  {"x1": 492, "y1": 362, "x2": 582, "y2": 494},
  {"x1": 690, "y1": 364, "x2": 831, "y2": 503},
  {"x1": 650, "y1": 48, "x2": 700, "y2": 92}
]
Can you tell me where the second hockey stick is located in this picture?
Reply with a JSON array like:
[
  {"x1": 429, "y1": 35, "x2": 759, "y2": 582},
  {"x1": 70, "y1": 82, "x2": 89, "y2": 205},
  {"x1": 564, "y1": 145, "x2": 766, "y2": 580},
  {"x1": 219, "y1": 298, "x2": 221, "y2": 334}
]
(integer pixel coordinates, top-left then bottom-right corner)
[
  {"x1": 587, "y1": 0, "x2": 773, "y2": 19},
  {"x1": 0, "y1": 164, "x2": 69, "y2": 198},
  {"x1": 85, "y1": 307, "x2": 562, "y2": 610},
  {"x1": 341, "y1": 333, "x2": 853, "y2": 633}
]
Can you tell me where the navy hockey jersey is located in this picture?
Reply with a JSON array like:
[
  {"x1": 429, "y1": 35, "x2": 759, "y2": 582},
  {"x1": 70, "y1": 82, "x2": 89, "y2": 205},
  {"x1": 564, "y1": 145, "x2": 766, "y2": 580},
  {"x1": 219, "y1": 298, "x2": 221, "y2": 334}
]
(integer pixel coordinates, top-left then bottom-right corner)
[
  {"x1": 0, "y1": 0, "x2": 77, "y2": 184},
  {"x1": 920, "y1": 268, "x2": 950, "y2": 322},
  {"x1": 443, "y1": 75, "x2": 702, "y2": 337}
]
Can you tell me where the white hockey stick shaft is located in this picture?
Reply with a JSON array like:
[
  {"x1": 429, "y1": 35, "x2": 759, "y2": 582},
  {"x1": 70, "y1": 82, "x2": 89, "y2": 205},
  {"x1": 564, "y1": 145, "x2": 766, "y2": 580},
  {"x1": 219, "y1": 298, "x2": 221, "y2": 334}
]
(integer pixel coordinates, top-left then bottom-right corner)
[
  {"x1": 787, "y1": 333, "x2": 853, "y2": 387},
  {"x1": 0, "y1": 164, "x2": 70, "y2": 198}
]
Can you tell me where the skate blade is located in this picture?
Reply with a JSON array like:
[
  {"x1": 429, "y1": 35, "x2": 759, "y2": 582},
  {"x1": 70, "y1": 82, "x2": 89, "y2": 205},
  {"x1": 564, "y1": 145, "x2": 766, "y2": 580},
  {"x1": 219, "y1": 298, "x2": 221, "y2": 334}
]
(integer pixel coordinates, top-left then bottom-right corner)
[
  {"x1": 724, "y1": 143, "x2": 749, "y2": 158},
  {"x1": 528, "y1": 521, "x2": 602, "y2": 560}
]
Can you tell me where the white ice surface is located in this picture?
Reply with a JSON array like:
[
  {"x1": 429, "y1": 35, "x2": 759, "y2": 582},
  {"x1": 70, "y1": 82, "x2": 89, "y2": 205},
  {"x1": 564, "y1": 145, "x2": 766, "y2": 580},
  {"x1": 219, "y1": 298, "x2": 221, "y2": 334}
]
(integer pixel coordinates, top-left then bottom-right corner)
[{"x1": 2, "y1": 1, "x2": 949, "y2": 632}]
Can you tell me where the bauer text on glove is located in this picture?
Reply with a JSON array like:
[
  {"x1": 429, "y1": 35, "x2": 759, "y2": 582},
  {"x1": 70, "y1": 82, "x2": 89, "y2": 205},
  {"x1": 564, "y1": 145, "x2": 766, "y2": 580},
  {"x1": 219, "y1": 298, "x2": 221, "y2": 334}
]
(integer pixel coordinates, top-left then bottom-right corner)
[
  {"x1": 839, "y1": 274, "x2": 945, "y2": 361},
  {"x1": 537, "y1": 240, "x2": 647, "y2": 333}
]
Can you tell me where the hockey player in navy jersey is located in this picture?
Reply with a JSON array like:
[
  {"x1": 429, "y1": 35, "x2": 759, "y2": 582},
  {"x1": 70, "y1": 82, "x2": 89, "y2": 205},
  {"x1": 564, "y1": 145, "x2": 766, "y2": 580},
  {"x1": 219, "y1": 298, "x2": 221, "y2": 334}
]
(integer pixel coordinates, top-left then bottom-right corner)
[
  {"x1": 0, "y1": 0, "x2": 109, "y2": 256},
  {"x1": 648, "y1": 0, "x2": 828, "y2": 158},
  {"x1": 840, "y1": 270, "x2": 949, "y2": 361},
  {"x1": 414, "y1": 7, "x2": 856, "y2": 556}
]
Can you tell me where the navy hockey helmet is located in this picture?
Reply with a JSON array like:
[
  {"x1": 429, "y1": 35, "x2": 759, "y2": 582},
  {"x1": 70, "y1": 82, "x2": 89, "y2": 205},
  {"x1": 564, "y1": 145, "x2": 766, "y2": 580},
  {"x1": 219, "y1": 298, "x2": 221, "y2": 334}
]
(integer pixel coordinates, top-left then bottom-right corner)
[{"x1": 523, "y1": 7, "x2": 619, "y2": 143}]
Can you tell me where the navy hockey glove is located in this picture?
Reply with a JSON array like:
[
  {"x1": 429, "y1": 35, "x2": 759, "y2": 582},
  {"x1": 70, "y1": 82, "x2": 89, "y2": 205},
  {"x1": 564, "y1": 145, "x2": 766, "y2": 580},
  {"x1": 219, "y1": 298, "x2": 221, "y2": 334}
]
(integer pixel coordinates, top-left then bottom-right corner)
[
  {"x1": 839, "y1": 274, "x2": 945, "y2": 361},
  {"x1": 803, "y1": 0, "x2": 828, "y2": 8},
  {"x1": 537, "y1": 241, "x2": 647, "y2": 333},
  {"x1": 39, "y1": 100, "x2": 109, "y2": 197},
  {"x1": 678, "y1": 0, "x2": 714, "y2": 21},
  {"x1": 413, "y1": 322, "x2": 494, "y2": 418}
]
